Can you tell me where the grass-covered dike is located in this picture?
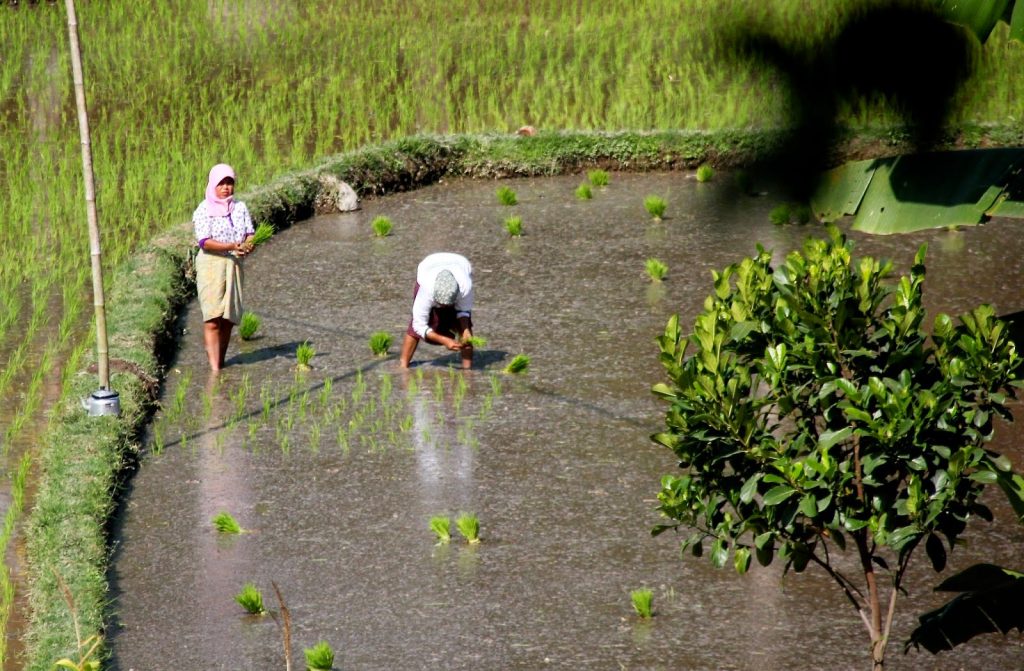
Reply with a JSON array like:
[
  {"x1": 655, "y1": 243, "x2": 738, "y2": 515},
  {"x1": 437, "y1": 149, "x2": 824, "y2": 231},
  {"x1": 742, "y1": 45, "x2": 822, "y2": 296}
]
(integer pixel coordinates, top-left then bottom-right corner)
[{"x1": 18, "y1": 126, "x2": 1010, "y2": 669}]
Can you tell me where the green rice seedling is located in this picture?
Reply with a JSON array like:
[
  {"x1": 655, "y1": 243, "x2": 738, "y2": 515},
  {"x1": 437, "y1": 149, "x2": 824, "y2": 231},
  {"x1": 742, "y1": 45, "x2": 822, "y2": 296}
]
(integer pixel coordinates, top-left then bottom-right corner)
[
  {"x1": 371, "y1": 215, "x2": 393, "y2": 237},
  {"x1": 399, "y1": 414, "x2": 414, "y2": 432},
  {"x1": 212, "y1": 511, "x2": 243, "y2": 534},
  {"x1": 644, "y1": 195, "x2": 668, "y2": 221},
  {"x1": 504, "y1": 215, "x2": 523, "y2": 237},
  {"x1": 369, "y1": 331, "x2": 393, "y2": 356},
  {"x1": 319, "y1": 377, "x2": 333, "y2": 408},
  {"x1": 151, "y1": 422, "x2": 165, "y2": 454},
  {"x1": 631, "y1": 588, "x2": 654, "y2": 619},
  {"x1": 261, "y1": 383, "x2": 273, "y2": 422},
  {"x1": 461, "y1": 335, "x2": 487, "y2": 349},
  {"x1": 503, "y1": 354, "x2": 530, "y2": 375},
  {"x1": 296, "y1": 340, "x2": 316, "y2": 370},
  {"x1": 575, "y1": 183, "x2": 593, "y2": 200},
  {"x1": 489, "y1": 375, "x2": 502, "y2": 397},
  {"x1": 235, "y1": 583, "x2": 266, "y2": 615},
  {"x1": 496, "y1": 185, "x2": 518, "y2": 206},
  {"x1": 769, "y1": 203, "x2": 792, "y2": 225},
  {"x1": 587, "y1": 169, "x2": 609, "y2": 187},
  {"x1": 239, "y1": 312, "x2": 261, "y2": 340},
  {"x1": 251, "y1": 222, "x2": 275, "y2": 246},
  {"x1": 696, "y1": 164, "x2": 714, "y2": 182},
  {"x1": 379, "y1": 374, "x2": 393, "y2": 405},
  {"x1": 456, "y1": 513, "x2": 480, "y2": 544},
  {"x1": 793, "y1": 203, "x2": 813, "y2": 224},
  {"x1": 304, "y1": 640, "x2": 335, "y2": 671},
  {"x1": 309, "y1": 422, "x2": 322, "y2": 452},
  {"x1": 645, "y1": 258, "x2": 668, "y2": 282},
  {"x1": 429, "y1": 515, "x2": 451, "y2": 544}
]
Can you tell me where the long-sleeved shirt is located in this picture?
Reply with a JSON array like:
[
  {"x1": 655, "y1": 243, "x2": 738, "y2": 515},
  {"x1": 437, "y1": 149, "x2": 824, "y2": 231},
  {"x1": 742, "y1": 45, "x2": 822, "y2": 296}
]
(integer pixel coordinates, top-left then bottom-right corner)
[{"x1": 411, "y1": 252, "x2": 474, "y2": 338}]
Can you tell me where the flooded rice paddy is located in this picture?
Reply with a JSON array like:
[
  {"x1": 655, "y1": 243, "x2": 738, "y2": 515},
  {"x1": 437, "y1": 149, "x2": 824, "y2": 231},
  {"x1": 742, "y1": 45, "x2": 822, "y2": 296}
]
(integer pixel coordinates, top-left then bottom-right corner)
[{"x1": 108, "y1": 172, "x2": 1024, "y2": 670}]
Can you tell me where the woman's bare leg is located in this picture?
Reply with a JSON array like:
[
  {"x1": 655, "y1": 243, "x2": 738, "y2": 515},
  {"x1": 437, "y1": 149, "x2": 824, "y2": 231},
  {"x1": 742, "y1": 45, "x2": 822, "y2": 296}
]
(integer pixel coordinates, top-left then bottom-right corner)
[
  {"x1": 203, "y1": 320, "x2": 223, "y2": 371},
  {"x1": 399, "y1": 334, "x2": 419, "y2": 368},
  {"x1": 218, "y1": 319, "x2": 233, "y2": 367}
]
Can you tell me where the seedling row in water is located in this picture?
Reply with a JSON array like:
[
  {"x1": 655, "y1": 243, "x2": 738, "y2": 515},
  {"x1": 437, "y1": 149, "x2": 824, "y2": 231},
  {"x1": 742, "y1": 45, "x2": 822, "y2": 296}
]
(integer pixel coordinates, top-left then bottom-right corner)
[{"x1": 147, "y1": 365, "x2": 506, "y2": 459}]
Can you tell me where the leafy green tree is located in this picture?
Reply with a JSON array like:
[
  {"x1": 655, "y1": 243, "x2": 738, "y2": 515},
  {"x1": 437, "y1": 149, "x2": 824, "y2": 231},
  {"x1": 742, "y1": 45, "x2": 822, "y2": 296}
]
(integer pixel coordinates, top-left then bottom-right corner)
[{"x1": 651, "y1": 228, "x2": 1024, "y2": 670}]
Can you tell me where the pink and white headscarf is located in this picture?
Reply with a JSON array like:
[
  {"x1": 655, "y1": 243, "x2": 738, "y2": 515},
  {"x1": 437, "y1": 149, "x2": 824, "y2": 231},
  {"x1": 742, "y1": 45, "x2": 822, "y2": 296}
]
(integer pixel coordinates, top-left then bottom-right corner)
[{"x1": 204, "y1": 163, "x2": 236, "y2": 217}]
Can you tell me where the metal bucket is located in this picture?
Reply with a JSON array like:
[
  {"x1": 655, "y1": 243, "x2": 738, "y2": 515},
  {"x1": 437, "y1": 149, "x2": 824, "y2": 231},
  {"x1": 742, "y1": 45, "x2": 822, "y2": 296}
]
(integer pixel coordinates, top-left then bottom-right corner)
[{"x1": 82, "y1": 388, "x2": 121, "y2": 417}]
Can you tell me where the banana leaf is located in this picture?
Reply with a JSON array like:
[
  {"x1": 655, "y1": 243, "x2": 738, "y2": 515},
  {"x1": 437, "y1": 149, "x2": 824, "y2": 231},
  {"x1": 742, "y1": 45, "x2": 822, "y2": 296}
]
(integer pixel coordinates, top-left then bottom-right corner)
[
  {"x1": 934, "y1": 0, "x2": 1014, "y2": 42},
  {"x1": 811, "y1": 148, "x2": 1024, "y2": 234}
]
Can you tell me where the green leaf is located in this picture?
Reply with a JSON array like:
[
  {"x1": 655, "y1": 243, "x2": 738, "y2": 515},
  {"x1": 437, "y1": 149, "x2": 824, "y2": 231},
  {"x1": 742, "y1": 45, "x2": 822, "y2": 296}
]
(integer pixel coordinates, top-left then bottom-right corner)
[
  {"x1": 651, "y1": 383, "x2": 677, "y2": 399},
  {"x1": 968, "y1": 469, "x2": 998, "y2": 484},
  {"x1": 710, "y1": 539, "x2": 728, "y2": 568},
  {"x1": 734, "y1": 547, "x2": 752, "y2": 574},
  {"x1": 739, "y1": 474, "x2": 761, "y2": 504},
  {"x1": 763, "y1": 485, "x2": 797, "y2": 505},
  {"x1": 818, "y1": 427, "x2": 853, "y2": 450}
]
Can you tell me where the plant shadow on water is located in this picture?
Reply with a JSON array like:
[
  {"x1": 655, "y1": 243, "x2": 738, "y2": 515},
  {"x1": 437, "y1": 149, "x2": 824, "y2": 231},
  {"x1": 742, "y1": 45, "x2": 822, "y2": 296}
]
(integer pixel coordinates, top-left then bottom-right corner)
[{"x1": 107, "y1": 173, "x2": 1024, "y2": 671}]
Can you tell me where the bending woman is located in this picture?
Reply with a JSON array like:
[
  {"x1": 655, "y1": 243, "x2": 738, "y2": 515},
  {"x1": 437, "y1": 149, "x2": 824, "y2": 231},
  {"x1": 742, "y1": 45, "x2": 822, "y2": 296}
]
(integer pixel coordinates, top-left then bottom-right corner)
[{"x1": 192, "y1": 163, "x2": 255, "y2": 371}]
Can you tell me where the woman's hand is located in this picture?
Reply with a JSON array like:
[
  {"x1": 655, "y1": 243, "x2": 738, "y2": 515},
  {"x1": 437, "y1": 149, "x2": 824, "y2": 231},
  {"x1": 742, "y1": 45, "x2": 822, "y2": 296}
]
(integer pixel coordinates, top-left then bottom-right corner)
[{"x1": 445, "y1": 337, "x2": 463, "y2": 352}]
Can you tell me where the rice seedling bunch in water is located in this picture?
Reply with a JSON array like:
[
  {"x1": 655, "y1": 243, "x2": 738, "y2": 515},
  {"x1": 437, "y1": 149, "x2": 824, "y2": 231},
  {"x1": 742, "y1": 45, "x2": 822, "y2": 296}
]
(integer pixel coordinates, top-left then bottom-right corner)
[
  {"x1": 239, "y1": 312, "x2": 261, "y2": 340},
  {"x1": 631, "y1": 588, "x2": 654, "y2": 618},
  {"x1": 251, "y1": 222, "x2": 275, "y2": 246},
  {"x1": 503, "y1": 354, "x2": 530, "y2": 374},
  {"x1": 769, "y1": 203, "x2": 792, "y2": 225},
  {"x1": 235, "y1": 583, "x2": 266, "y2": 615},
  {"x1": 575, "y1": 183, "x2": 593, "y2": 200},
  {"x1": 369, "y1": 331, "x2": 392, "y2": 356},
  {"x1": 296, "y1": 340, "x2": 316, "y2": 370},
  {"x1": 793, "y1": 203, "x2": 813, "y2": 224},
  {"x1": 645, "y1": 258, "x2": 668, "y2": 282},
  {"x1": 587, "y1": 169, "x2": 609, "y2": 187},
  {"x1": 644, "y1": 195, "x2": 667, "y2": 221},
  {"x1": 696, "y1": 164, "x2": 713, "y2": 182},
  {"x1": 212, "y1": 511, "x2": 243, "y2": 534},
  {"x1": 461, "y1": 335, "x2": 487, "y2": 348},
  {"x1": 371, "y1": 215, "x2": 393, "y2": 237},
  {"x1": 496, "y1": 186, "x2": 518, "y2": 206},
  {"x1": 304, "y1": 641, "x2": 335, "y2": 671},
  {"x1": 504, "y1": 216, "x2": 523, "y2": 237},
  {"x1": 429, "y1": 515, "x2": 451, "y2": 543},
  {"x1": 456, "y1": 513, "x2": 480, "y2": 544}
]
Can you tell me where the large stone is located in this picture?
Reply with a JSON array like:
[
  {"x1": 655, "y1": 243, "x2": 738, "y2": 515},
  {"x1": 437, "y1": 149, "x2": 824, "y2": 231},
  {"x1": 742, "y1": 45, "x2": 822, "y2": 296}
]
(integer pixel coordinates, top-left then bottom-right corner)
[{"x1": 314, "y1": 174, "x2": 360, "y2": 213}]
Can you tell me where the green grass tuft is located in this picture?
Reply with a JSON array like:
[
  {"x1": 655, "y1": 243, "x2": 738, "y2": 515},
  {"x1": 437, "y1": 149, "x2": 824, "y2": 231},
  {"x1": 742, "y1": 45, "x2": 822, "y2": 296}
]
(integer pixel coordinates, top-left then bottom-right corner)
[
  {"x1": 695, "y1": 164, "x2": 713, "y2": 182},
  {"x1": 645, "y1": 258, "x2": 668, "y2": 282},
  {"x1": 575, "y1": 183, "x2": 593, "y2": 200},
  {"x1": 503, "y1": 354, "x2": 530, "y2": 374},
  {"x1": 239, "y1": 312, "x2": 261, "y2": 341},
  {"x1": 235, "y1": 583, "x2": 266, "y2": 615},
  {"x1": 644, "y1": 195, "x2": 667, "y2": 220},
  {"x1": 429, "y1": 515, "x2": 451, "y2": 543},
  {"x1": 212, "y1": 511, "x2": 243, "y2": 534},
  {"x1": 587, "y1": 169, "x2": 609, "y2": 187},
  {"x1": 496, "y1": 186, "x2": 518, "y2": 206},
  {"x1": 371, "y1": 215, "x2": 393, "y2": 237},
  {"x1": 304, "y1": 640, "x2": 335, "y2": 671},
  {"x1": 631, "y1": 588, "x2": 653, "y2": 618},
  {"x1": 456, "y1": 513, "x2": 480, "y2": 544},
  {"x1": 504, "y1": 216, "x2": 523, "y2": 237},
  {"x1": 369, "y1": 331, "x2": 393, "y2": 356}
]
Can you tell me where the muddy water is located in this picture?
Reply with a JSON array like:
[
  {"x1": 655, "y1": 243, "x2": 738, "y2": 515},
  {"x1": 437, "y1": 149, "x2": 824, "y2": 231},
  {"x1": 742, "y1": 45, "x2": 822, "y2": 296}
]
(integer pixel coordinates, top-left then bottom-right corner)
[{"x1": 108, "y1": 173, "x2": 1024, "y2": 670}]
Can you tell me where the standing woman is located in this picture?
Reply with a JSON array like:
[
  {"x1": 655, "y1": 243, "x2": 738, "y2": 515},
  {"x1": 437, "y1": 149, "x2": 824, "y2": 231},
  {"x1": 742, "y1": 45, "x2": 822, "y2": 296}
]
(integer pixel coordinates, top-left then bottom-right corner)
[{"x1": 193, "y1": 163, "x2": 255, "y2": 371}]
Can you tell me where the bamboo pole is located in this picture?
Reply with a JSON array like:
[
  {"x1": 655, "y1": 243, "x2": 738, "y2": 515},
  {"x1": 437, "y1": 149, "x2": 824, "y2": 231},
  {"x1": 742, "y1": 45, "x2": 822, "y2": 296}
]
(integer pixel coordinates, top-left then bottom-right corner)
[{"x1": 64, "y1": 0, "x2": 111, "y2": 390}]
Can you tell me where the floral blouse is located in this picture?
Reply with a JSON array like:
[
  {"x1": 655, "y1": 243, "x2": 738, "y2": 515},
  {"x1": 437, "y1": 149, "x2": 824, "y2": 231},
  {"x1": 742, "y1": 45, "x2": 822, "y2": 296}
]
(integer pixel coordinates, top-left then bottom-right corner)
[{"x1": 192, "y1": 200, "x2": 254, "y2": 249}]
